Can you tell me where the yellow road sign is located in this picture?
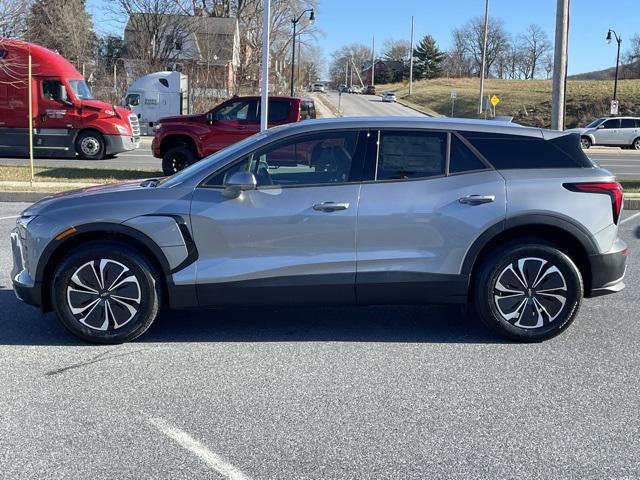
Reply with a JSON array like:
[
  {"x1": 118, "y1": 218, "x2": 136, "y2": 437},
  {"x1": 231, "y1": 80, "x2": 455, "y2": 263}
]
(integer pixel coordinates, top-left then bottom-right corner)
[{"x1": 490, "y1": 95, "x2": 500, "y2": 107}]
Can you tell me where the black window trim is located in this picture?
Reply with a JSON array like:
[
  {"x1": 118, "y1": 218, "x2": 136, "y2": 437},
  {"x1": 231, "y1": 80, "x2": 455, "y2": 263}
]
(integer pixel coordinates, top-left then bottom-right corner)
[{"x1": 198, "y1": 128, "x2": 368, "y2": 190}]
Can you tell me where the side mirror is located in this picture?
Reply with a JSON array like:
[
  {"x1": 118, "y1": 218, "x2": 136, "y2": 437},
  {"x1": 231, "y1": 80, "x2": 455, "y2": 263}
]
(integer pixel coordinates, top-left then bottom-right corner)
[
  {"x1": 597, "y1": 124, "x2": 605, "y2": 129},
  {"x1": 206, "y1": 111, "x2": 216, "y2": 124},
  {"x1": 57, "y1": 84, "x2": 73, "y2": 106},
  {"x1": 223, "y1": 171, "x2": 257, "y2": 199}
]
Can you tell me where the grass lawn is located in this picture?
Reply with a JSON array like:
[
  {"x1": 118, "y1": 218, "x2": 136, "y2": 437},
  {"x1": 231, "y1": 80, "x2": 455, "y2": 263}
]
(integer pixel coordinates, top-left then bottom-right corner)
[
  {"x1": 380, "y1": 78, "x2": 640, "y2": 129},
  {"x1": 0, "y1": 165, "x2": 162, "y2": 185}
]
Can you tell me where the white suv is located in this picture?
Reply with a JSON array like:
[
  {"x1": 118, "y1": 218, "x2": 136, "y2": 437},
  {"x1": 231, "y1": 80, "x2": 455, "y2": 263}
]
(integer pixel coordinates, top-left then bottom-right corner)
[{"x1": 570, "y1": 117, "x2": 640, "y2": 150}]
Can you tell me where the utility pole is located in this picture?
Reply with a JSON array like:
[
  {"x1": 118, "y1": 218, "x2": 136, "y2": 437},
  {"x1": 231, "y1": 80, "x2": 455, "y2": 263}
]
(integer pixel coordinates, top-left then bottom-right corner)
[
  {"x1": 551, "y1": 0, "x2": 570, "y2": 130},
  {"x1": 478, "y1": 0, "x2": 489, "y2": 114},
  {"x1": 260, "y1": 0, "x2": 271, "y2": 131},
  {"x1": 409, "y1": 16, "x2": 415, "y2": 96},
  {"x1": 371, "y1": 36, "x2": 375, "y2": 86},
  {"x1": 345, "y1": 60, "x2": 348, "y2": 85}
]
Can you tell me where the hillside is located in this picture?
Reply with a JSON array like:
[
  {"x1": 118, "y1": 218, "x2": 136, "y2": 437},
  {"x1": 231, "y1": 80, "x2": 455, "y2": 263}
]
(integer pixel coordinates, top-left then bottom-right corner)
[
  {"x1": 569, "y1": 61, "x2": 640, "y2": 80},
  {"x1": 379, "y1": 78, "x2": 640, "y2": 128}
]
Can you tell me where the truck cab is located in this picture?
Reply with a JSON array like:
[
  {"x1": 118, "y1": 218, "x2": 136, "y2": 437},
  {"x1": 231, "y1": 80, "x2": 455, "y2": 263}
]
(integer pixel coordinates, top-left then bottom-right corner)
[
  {"x1": 152, "y1": 95, "x2": 316, "y2": 175},
  {"x1": 0, "y1": 39, "x2": 140, "y2": 159}
]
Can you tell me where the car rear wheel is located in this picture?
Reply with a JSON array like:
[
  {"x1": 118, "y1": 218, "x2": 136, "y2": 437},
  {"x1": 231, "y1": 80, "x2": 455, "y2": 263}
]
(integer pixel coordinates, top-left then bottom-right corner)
[
  {"x1": 76, "y1": 130, "x2": 106, "y2": 160},
  {"x1": 51, "y1": 242, "x2": 162, "y2": 344},
  {"x1": 162, "y1": 146, "x2": 197, "y2": 176},
  {"x1": 633, "y1": 138, "x2": 640, "y2": 150},
  {"x1": 473, "y1": 242, "x2": 583, "y2": 342},
  {"x1": 580, "y1": 136, "x2": 592, "y2": 149}
]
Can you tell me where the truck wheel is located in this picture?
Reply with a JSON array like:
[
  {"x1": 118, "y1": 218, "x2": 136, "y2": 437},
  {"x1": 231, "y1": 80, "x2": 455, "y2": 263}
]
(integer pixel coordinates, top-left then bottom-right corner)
[
  {"x1": 76, "y1": 130, "x2": 106, "y2": 160},
  {"x1": 580, "y1": 137, "x2": 591, "y2": 149},
  {"x1": 162, "y1": 146, "x2": 197, "y2": 176}
]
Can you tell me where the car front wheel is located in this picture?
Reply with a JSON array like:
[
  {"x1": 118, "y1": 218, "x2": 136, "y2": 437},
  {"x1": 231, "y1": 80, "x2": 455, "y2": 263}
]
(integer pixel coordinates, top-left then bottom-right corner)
[
  {"x1": 473, "y1": 242, "x2": 583, "y2": 342},
  {"x1": 580, "y1": 137, "x2": 592, "y2": 149},
  {"x1": 52, "y1": 242, "x2": 162, "y2": 344}
]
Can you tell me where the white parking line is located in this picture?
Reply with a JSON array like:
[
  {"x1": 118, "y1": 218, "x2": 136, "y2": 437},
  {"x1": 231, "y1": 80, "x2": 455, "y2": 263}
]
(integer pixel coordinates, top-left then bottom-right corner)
[
  {"x1": 149, "y1": 417, "x2": 252, "y2": 480},
  {"x1": 621, "y1": 211, "x2": 640, "y2": 225},
  {"x1": 0, "y1": 215, "x2": 19, "y2": 221}
]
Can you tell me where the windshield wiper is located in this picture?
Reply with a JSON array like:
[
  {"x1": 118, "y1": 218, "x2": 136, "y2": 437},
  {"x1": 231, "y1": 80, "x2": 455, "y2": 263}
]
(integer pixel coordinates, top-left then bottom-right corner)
[{"x1": 140, "y1": 178, "x2": 161, "y2": 187}]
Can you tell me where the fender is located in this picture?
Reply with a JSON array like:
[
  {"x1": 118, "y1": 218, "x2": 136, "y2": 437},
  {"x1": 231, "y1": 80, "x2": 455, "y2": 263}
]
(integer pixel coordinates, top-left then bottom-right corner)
[{"x1": 461, "y1": 212, "x2": 599, "y2": 276}]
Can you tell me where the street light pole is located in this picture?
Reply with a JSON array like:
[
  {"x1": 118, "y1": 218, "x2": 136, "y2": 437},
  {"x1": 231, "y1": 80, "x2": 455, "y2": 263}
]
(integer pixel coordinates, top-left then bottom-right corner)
[
  {"x1": 409, "y1": 16, "x2": 414, "y2": 96},
  {"x1": 606, "y1": 29, "x2": 622, "y2": 101},
  {"x1": 290, "y1": 8, "x2": 314, "y2": 96},
  {"x1": 260, "y1": 0, "x2": 271, "y2": 132},
  {"x1": 478, "y1": 0, "x2": 489, "y2": 114}
]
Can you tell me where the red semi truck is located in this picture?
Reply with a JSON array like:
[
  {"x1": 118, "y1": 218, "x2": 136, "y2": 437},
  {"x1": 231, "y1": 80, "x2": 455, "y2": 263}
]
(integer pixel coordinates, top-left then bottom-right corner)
[{"x1": 0, "y1": 39, "x2": 139, "y2": 159}]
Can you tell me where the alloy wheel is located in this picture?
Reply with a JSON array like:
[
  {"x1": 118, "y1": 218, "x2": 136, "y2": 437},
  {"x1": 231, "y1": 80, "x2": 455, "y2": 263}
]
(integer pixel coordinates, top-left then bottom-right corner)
[
  {"x1": 493, "y1": 257, "x2": 568, "y2": 329},
  {"x1": 80, "y1": 137, "x2": 101, "y2": 156},
  {"x1": 66, "y1": 259, "x2": 142, "y2": 331}
]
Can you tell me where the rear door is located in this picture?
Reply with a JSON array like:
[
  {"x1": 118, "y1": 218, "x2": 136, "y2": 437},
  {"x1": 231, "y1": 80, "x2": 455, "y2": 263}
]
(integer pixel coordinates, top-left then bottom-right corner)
[
  {"x1": 190, "y1": 129, "x2": 366, "y2": 305},
  {"x1": 355, "y1": 129, "x2": 507, "y2": 304},
  {"x1": 619, "y1": 118, "x2": 638, "y2": 145}
]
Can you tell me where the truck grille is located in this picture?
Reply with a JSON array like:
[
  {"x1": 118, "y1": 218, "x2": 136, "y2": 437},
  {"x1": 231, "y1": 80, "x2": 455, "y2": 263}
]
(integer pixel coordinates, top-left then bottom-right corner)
[{"x1": 129, "y1": 114, "x2": 141, "y2": 138}]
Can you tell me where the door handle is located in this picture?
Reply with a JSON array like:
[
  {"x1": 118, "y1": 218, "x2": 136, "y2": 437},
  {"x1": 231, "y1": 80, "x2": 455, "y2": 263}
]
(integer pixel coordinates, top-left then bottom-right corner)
[
  {"x1": 313, "y1": 202, "x2": 350, "y2": 212},
  {"x1": 459, "y1": 195, "x2": 495, "y2": 205}
]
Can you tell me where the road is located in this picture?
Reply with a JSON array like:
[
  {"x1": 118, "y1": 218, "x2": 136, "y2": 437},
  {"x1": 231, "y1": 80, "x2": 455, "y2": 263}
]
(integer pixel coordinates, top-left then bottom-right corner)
[
  {"x1": 0, "y1": 101, "x2": 639, "y2": 179},
  {"x1": 1, "y1": 202, "x2": 640, "y2": 479}
]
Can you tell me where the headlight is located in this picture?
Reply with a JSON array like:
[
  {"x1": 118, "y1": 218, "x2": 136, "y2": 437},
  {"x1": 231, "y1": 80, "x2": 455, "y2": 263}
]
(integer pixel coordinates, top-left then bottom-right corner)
[
  {"x1": 16, "y1": 215, "x2": 37, "y2": 228},
  {"x1": 154, "y1": 123, "x2": 162, "y2": 132},
  {"x1": 115, "y1": 124, "x2": 130, "y2": 135}
]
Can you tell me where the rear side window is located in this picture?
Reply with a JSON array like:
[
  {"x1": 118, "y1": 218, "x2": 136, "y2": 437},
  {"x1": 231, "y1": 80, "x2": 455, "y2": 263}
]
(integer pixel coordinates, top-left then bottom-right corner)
[
  {"x1": 449, "y1": 135, "x2": 487, "y2": 174},
  {"x1": 377, "y1": 131, "x2": 446, "y2": 180},
  {"x1": 267, "y1": 100, "x2": 290, "y2": 122},
  {"x1": 459, "y1": 132, "x2": 590, "y2": 169},
  {"x1": 621, "y1": 118, "x2": 636, "y2": 128},
  {"x1": 635, "y1": 119, "x2": 640, "y2": 128}
]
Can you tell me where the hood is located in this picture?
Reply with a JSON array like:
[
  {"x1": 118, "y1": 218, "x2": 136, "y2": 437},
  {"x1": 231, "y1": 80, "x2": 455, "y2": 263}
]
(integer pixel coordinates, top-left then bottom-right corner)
[
  {"x1": 159, "y1": 114, "x2": 206, "y2": 124},
  {"x1": 80, "y1": 99, "x2": 130, "y2": 119},
  {"x1": 23, "y1": 180, "x2": 150, "y2": 216}
]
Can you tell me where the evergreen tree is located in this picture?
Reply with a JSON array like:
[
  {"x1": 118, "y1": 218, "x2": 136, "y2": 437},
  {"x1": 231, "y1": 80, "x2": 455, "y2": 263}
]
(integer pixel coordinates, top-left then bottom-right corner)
[{"x1": 413, "y1": 35, "x2": 445, "y2": 80}]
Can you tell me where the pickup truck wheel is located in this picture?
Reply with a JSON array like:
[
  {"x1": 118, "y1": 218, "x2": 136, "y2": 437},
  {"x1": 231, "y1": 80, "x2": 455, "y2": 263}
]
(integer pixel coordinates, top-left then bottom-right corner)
[
  {"x1": 76, "y1": 131, "x2": 106, "y2": 160},
  {"x1": 162, "y1": 146, "x2": 197, "y2": 175},
  {"x1": 580, "y1": 136, "x2": 591, "y2": 149}
]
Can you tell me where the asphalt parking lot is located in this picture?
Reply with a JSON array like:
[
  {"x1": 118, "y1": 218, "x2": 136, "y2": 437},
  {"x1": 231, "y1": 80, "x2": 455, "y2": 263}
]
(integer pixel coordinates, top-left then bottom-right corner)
[{"x1": 1, "y1": 202, "x2": 640, "y2": 479}]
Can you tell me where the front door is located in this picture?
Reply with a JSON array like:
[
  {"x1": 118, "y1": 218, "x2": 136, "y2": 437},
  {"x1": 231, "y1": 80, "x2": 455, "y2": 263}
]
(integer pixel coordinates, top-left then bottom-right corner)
[
  {"x1": 204, "y1": 98, "x2": 259, "y2": 155},
  {"x1": 190, "y1": 129, "x2": 366, "y2": 305},
  {"x1": 38, "y1": 78, "x2": 75, "y2": 130},
  {"x1": 355, "y1": 130, "x2": 506, "y2": 304},
  {"x1": 594, "y1": 118, "x2": 621, "y2": 145}
]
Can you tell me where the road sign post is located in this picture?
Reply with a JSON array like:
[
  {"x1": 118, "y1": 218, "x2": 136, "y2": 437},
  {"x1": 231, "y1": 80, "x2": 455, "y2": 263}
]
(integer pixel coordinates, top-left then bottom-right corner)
[
  {"x1": 490, "y1": 94, "x2": 500, "y2": 117},
  {"x1": 610, "y1": 99, "x2": 619, "y2": 116},
  {"x1": 450, "y1": 90, "x2": 457, "y2": 117}
]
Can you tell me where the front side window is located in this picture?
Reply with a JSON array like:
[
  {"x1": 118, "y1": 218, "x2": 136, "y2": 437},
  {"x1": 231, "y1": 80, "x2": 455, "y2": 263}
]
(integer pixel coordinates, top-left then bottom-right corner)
[
  {"x1": 377, "y1": 131, "x2": 446, "y2": 180},
  {"x1": 586, "y1": 118, "x2": 605, "y2": 128},
  {"x1": 214, "y1": 100, "x2": 257, "y2": 121},
  {"x1": 125, "y1": 94, "x2": 140, "y2": 106},
  {"x1": 205, "y1": 131, "x2": 360, "y2": 187},
  {"x1": 602, "y1": 119, "x2": 620, "y2": 129},
  {"x1": 42, "y1": 80, "x2": 64, "y2": 101}
]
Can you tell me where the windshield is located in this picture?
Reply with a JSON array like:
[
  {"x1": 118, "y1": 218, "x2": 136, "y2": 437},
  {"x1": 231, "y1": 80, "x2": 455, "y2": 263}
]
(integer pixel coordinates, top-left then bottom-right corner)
[
  {"x1": 68, "y1": 80, "x2": 94, "y2": 100},
  {"x1": 585, "y1": 118, "x2": 605, "y2": 128}
]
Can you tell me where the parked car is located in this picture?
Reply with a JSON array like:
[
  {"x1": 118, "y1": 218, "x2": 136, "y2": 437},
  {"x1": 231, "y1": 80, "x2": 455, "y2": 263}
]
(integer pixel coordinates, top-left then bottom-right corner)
[
  {"x1": 0, "y1": 39, "x2": 139, "y2": 159},
  {"x1": 567, "y1": 117, "x2": 640, "y2": 150},
  {"x1": 365, "y1": 85, "x2": 376, "y2": 95},
  {"x1": 312, "y1": 83, "x2": 326, "y2": 93},
  {"x1": 152, "y1": 96, "x2": 316, "y2": 175},
  {"x1": 12, "y1": 117, "x2": 627, "y2": 344},
  {"x1": 350, "y1": 85, "x2": 363, "y2": 94},
  {"x1": 338, "y1": 84, "x2": 349, "y2": 93},
  {"x1": 382, "y1": 91, "x2": 397, "y2": 103}
]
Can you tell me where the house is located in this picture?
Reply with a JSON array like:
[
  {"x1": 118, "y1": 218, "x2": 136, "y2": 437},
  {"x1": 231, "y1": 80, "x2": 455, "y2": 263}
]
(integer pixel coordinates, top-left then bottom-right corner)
[
  {"x1": 361, "y1": 59, "x2": 405, "y2": 84},
  {"x1": 123, "y1": 14, "x2": 240, "y2": 96}
]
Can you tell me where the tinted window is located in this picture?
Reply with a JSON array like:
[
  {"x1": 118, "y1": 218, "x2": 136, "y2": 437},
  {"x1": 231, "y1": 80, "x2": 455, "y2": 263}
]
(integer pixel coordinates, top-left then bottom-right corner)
[
  {"x1": 125, "y1": 94, "x2": 140, "y2": 106},
  {"x1": 621, "y1": 118, "x2": 636, "y2": 128},
  {"x1": 460, "y1": 132, "x2": 589, "y2": 169},
  {"x1": 636, "y1": 119, "x2": 640, "y2": 128},
  {"x1": 206, "y1": 131, "x2": 360, "y2": 187},
  {"x1": 261, "y1": 100, "x2": 290, "y2": 122},
  {"x1": 300, "y1": 101, "x2": 316, "y2": 120},
  {"x1": 42, "y1": 80, "x2": 64, "y2": 100},
  {"x1": 449, "y1": 135, "x2": 487, "y2": 174},
  {"x1": 377, "y1": 131, "x2": 446, "y2": 180},
  {"x1": 602, "y1": 119, "x2": 620, "y2": 129}
]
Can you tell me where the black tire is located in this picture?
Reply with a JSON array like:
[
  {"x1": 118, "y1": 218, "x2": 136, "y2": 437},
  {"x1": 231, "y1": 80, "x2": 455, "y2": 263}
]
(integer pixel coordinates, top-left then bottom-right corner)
[
  {"x1": 473, "y1": 241, "x2": 583, "y2": 342},
  {"x1": 162, "y1": 146, "x2": 197, "y2": 176},
  {"x1": 75, "y1": 130, "x2": 106, "y2": 160},
  {"x1": 51, "y1": 241, "x2": 162, "y2": 344},
  {"x1": 633, "y1": 137, "x2": 640, "y2": 151},
  {"x1": 580, "y1": 136, "x2": 591, "y2": 149}
]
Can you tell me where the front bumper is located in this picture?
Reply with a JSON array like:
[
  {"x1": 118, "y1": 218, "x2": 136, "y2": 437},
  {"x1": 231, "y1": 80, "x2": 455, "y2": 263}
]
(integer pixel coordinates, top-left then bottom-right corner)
[
  {"x1": 10, "y1": 229, "x2": 42, "y2": 308},
  {"x1": 104, "y1": 134, "x2": 140, "y2": 156},
  {"x1": 588, "y1": 238, "x2": 628, "y2": 297}
]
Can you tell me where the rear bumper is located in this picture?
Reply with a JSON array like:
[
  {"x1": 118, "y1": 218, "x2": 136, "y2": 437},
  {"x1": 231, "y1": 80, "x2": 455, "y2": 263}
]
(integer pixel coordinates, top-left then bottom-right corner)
[
  {"x1": 587, "y1": 238, "x2": 628, "y2": 297},
  {"x1": 105, "y1": 134, "x2": 140, "y2": 155}
]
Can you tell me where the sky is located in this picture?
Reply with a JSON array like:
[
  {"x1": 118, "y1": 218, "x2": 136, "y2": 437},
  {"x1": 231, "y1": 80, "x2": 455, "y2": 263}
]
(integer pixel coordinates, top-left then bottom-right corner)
[{"x1": 88, "y1": 0, "x2": 640, "y2": 76}]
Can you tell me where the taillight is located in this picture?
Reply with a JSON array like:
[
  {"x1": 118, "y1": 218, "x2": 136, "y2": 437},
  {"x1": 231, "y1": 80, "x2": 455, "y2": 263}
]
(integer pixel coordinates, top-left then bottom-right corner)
[{"x1": 564, "y1": 182, "x2": 624, "y2": 224}]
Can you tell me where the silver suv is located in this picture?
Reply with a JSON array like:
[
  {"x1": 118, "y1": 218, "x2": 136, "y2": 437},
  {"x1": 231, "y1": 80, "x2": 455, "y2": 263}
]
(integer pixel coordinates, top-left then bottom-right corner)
[
  {"x1": 569, "y1": 117, "x2": 640, "y2": 150},
  {"x1": 11, "y1": 117, "x2": 628, "y2": 344}
]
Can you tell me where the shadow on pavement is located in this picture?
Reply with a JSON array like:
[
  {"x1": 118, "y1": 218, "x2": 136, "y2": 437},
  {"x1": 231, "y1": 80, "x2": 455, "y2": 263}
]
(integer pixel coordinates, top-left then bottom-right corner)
[{"x1": 0, "y1": 288, "x2": 504, "y2": 346}]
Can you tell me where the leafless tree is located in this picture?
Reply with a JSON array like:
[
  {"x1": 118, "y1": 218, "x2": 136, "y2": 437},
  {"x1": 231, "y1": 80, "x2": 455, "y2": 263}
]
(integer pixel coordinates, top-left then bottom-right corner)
[
  {"x1": 0, "y1": 0, "x2": 28, "y2": 37},
  {"x1": 382, "y1": 39, "x2": 411, "y2": 62},
  {"x1": 518, "y1": 24, "x2": 550, "y2": 79},
  {"x1": 443, "y1": 30, "x2": 473, "y2": 77},
  {"x1": 543, "y1": 53, "x2": 553, "y2": 79},
  {"x1": 452, "y1": 15, "x2": 509, "y2": 78},
  {"x1": 623, "y1": 34, "x2": 640, "y2": 78},
  {"x1": 329, "y1": 43, "x2": 372, "y2": 86}
]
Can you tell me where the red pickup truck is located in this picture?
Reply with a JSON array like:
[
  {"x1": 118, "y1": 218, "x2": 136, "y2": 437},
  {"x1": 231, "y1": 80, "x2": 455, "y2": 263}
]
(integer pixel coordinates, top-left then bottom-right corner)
[{"x1": 152, "y1": 95, "x2": 316, "y2": 175}]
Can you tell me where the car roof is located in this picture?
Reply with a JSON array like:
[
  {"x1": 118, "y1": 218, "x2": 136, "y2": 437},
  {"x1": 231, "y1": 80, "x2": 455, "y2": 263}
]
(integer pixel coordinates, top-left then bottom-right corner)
[{"x1": 266, "y1": 116, "x2": 549, "y2": 138}]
